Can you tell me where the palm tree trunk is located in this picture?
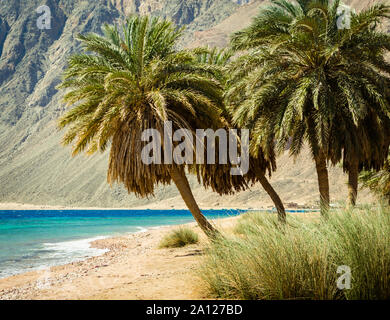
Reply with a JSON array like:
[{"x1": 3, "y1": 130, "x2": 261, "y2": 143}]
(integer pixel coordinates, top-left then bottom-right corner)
[
  {"x1": 347, "y1": 159, "x2": 359, "y2": 207},
  {"x1": 170, "y1": 166, "x2": 219, "y2": 238},
  {"x1": 314, "y1": 151, "x2": 330, "y2": 217},
  {"x1": 255, "y1": 169, "x2": 286, "y2": 223}
]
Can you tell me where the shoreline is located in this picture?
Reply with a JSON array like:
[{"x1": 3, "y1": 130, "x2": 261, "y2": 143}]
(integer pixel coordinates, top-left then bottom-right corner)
[
  {"x1": 0, "y1": 206, "x2": 321, "y2": 300},
  {"x1": 0, "y1": 216, "x2": 240, "y2": 300},
  {"x1": 0, "y1": 205, "x2": 319, "y2": 281},
  {"x1": 0, "y1": 216, "x2": 216, "y2": 282},
  {"x1": 0, "y1": 202, "x2": 316, "y2": 211},
  {"x1": 0, "y1": 202, "x2": 250, "y2": 211},
  {"x1": 0, "y1": 210, "x2": 321, "y2": 300}
]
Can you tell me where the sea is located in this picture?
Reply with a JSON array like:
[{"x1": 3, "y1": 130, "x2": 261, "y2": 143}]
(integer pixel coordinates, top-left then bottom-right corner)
[{"x1": 0, "y1": 209, "x2": 245, "y2": 279}]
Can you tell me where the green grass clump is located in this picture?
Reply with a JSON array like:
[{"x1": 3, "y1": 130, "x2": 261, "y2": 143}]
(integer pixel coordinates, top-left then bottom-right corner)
[
  {"x1": 200, "y1": 207, "x2": 390, "y2": 300},
  {"x1": 159, "y1": 228, "x2": 199, "y2": 248}
]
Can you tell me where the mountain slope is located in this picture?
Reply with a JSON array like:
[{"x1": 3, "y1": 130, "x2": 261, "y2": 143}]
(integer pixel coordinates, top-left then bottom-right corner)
[
  {"x1": 189, "y1": 0, "x2": 390, "y2": 48},
  {"x1": 0, "y1": 0, "x2": 255, "y2": 208},
  {"x1": 189, "y1": 0, "x2": 265, "y2": 48},
  {"x1": 0, "y1": 0, "x2": 378, "y2": 209}
]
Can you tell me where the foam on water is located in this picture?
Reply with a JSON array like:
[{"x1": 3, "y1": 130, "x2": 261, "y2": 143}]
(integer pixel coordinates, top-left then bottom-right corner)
[
  {"x1": 0, "y1": 236, "x2": 109, "y2": 279},
  {"x1": 42, "y1": 236, "x2": 109, "y2": 258},
  {"x1": 135, "y1": 226, "x2": 149, "y2": 233}
]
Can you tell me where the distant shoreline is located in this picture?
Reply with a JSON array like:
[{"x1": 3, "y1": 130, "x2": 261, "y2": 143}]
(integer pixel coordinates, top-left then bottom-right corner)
[
  {"x1": 0, "y1": 202, "x2": 263, "y2": 211},
  {"x1": 0, "y1": 202, "x2": 316, "y2": 211}
]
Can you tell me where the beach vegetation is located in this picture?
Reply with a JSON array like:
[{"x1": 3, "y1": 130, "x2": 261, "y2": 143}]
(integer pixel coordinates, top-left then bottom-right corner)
[
  {"x1": 227, "y1": 0, "x2": 390, "y2": 216},
  {"x1": 58, "y1": 0, "x2": 390, "y2": 237},
  {"x1": 57, "y1": 16, "x2": 228, "y2": 237},
  {"x1": 193, "y1": 46, "x2": 286, "y2": 223},
  {"x1": 201, "y1": 207, "x2": 390, "y2": 300},
  {"x1": 58, "y1": 16, "x2": 289, "y2": 234},
  {"x1": 360, "y1": 154, "x2": 390, "y2": 205},
  {"x1": 159, "y1": 228, "x2": 199, "y2": 248}
]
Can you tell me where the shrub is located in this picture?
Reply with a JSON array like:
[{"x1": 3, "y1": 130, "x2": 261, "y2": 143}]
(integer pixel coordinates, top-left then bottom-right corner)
[
  {"x1": 321, "y1": 208, "x2": 390, "y2": 300},
  {"x1": 159, "y1": 228, "x2": 199, "y2": 248},
  {"x1": 200, "y1": 207, "x2": 390, "y2": 300}
]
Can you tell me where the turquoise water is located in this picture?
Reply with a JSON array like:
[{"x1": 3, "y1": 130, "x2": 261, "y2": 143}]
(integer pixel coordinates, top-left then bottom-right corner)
[{"x1": 0, "y1": 209, "x2": 244, "y2": 278}]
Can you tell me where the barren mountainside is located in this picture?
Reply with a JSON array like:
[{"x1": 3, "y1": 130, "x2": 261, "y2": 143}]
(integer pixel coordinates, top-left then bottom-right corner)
[{"x1": 0, "y1": 0, "x2": 381, "y2": 208}]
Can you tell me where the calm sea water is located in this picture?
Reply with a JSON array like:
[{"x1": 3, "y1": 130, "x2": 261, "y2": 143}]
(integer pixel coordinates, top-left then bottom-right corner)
[{"x1": 0, "y1": 209, "x2": 244, "y2": 279}]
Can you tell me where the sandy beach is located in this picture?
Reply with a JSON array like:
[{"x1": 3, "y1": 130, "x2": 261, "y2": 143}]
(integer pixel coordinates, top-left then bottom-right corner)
[{"x1": 0, "y1": 217, "x2": 238, "y2": 300}]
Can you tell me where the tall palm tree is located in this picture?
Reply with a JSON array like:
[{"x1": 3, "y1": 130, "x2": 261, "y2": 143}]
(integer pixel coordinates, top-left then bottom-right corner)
[
  {"x1": 193, "y1": 46, "x2": 286, "y2": 222},
  {"x1": 227, "y1": 0, "x2": 390, "y2": 216},
  {"x1": 58, "y1": 16, "x2": 229, "y2": 237}
]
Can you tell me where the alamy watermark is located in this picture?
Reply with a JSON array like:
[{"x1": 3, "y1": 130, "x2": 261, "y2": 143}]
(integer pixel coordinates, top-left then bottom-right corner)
[
  {"x1": 337, "y1": 4, "x2": 354, "y2": 30},
  {"x1": 337, "y1": 265, "x2": 352, "y2": 290},
  {"x1": 36, "y1": 5, "x2": 51, "y2": 30},
  {"x1": 141, "y1": 121, "x2": 249, "y2": 176},
  {"x1": 36, "y1": 266, "x2": 52, "y2": 290}
]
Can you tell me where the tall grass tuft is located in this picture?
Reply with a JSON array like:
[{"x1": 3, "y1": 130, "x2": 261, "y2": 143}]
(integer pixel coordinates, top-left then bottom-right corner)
[
  {"x1": 159, "y1": 228, "x2": 199, "y2": 248},
  {"x1": 322, "y1": 208, "x2": 390, "y2": 299},
  {"x1": 200, "y1": 207, "x2": 390, "y2": 300}
]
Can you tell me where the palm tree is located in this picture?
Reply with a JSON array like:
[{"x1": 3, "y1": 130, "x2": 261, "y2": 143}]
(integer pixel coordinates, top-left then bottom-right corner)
[
  {"x1": 330, "y1": 113, "x2": 390, "y2": 207},
  {"x1": 227, "y1": 0, "x2": 390, "y2": 216},
  {"x1": 58, "y1": 16, "x2": 230, "y2": 237},
  {"x1": 326, "y1": 3, "x2": 390, "y2": 206},
  {"x1": 360, "y1": 153, "x2": 390, "y2": 206},
  {"x1": 192, "y1": 47, "x2": 286, "y2": 223}
]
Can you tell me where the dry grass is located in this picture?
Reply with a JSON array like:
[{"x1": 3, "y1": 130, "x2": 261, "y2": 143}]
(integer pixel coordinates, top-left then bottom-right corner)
[
  {"x1": 159, "y1": 228, "x2": 199, "y2": 248},
  {"x1": 200, "y1": 206, "x2": 390, "y2": 300}
]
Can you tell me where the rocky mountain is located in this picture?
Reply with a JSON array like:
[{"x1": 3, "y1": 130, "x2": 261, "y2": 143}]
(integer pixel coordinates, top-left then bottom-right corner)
[{"x1": 0, "y1": 0, "x2": 380, "y2": 209}]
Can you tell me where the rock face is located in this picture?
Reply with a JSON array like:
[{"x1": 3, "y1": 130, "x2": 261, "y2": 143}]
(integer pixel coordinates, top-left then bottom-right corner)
[
  {"x1": 0, "y1": 17, "x2": 9, "y2": 64},
  {"x1": 0, "y1": 0, "x2": 378, "y2": 208},
  {"x1": 189, "y1": 0, "x2": 264, "y2": 48},
  {"x1": 0, "y1": 0, "x2": 245, "y2": 208}
]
